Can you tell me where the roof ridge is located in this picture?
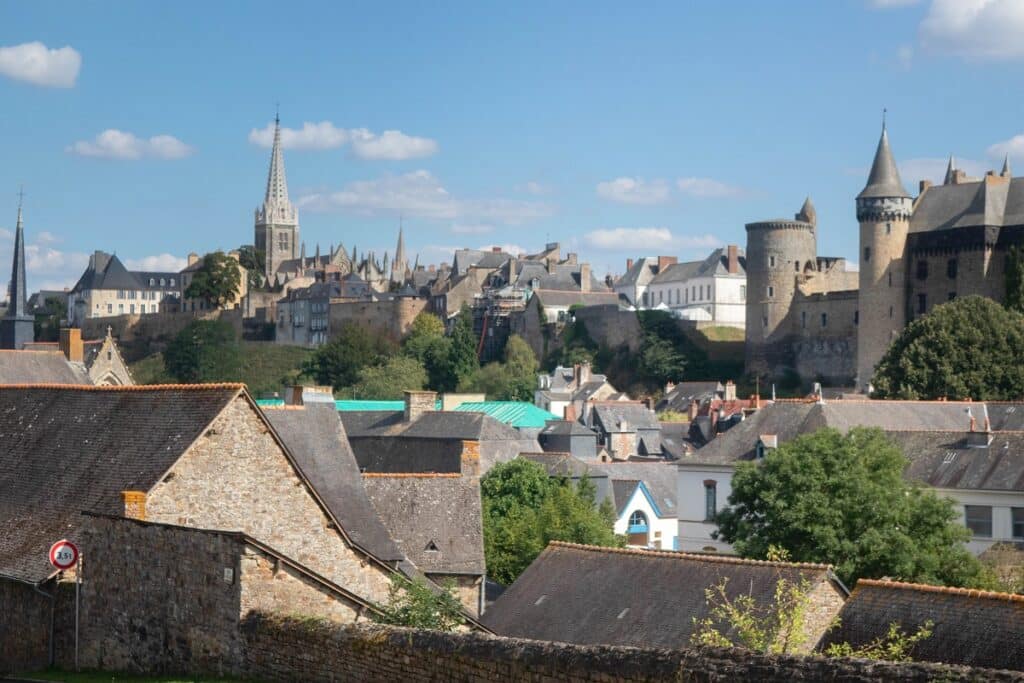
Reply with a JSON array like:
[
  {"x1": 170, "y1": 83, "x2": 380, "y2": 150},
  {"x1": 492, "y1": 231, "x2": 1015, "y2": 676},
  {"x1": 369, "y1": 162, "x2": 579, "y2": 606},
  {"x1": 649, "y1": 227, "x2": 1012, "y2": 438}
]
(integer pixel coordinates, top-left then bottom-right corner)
[
  {"x1": 548, "y1": 541, "x2": 833, "y2": 570},
  {"x1": 856, "y1": 578, "x2": 1024, "y2": 603},
  {"x1": 261, "y1": 405, "x2": 307, "y2": 410},
  {"x1": 0, "y1": 349, "x2": 65, "y2": 354},
  {"x1": 362, "y1": 472, "x2": 462, "y2": 479},
  {"x1": 0, "y1": 382, "x2": 246, "y2": 391}
]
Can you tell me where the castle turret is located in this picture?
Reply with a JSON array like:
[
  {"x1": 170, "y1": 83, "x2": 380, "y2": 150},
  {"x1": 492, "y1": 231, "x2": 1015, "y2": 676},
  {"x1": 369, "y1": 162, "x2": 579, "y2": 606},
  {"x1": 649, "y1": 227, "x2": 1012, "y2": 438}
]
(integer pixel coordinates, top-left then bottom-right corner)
[
  {"x1": 744, "y1": 200, "x2": 818, "y2": 377},
  {"x1": 856, "y1": 123, "x2": 912, "y2": 391}
]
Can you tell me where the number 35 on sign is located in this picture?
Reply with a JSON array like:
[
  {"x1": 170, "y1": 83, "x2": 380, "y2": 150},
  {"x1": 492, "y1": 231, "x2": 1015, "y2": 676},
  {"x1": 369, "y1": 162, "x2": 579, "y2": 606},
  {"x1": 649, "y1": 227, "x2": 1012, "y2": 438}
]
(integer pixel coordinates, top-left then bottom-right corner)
[{"x1": 49, "y1": 539, "x2": 79, "y2": 570}]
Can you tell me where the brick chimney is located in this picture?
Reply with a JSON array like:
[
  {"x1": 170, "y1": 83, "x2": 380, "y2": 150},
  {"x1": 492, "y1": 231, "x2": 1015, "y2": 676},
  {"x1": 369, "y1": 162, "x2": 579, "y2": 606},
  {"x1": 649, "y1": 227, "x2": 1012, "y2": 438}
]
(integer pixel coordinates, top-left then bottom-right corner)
[
  {"x1": 727, "y1": 245, "x2": 739, "y2": 274},
  {"x1": 626, "y1": 258, "x2": 634, "y2": 272},
  {"x1": 565, "y1": 252, "x2": 578, "y2": 265},
  {"x1": 121, "y1": 490, "x2": 147, "y2": 520},
  {"x1": 656, "y1": 256, "x2": 677, "y2": 273},
  {"x1": 579, "y1": 263, "x2": 591, "y2": 292},
  {"x1": 492, "y1": 246, "x2": 502, "y2": 253},
  {"x1": 460, "y1": 439, "x2": 480, "y2": 476},
  {"x1": 563, "y1": 404, "x2": 577, "y2": 422},
  {"x1": 59, "y1": 328, "x2": 83, "y2": 363},
  {"x1": 404, "y1": 390, "x2": 437, "y2": 423}
]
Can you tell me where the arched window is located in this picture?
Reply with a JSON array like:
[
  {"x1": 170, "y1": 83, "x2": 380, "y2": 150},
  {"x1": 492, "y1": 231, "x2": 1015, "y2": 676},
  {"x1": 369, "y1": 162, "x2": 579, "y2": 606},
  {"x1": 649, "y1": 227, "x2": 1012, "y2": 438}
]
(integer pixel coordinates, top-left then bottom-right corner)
[{"x1": 628, "y1": 510, "x2": 648, "y2": 530}]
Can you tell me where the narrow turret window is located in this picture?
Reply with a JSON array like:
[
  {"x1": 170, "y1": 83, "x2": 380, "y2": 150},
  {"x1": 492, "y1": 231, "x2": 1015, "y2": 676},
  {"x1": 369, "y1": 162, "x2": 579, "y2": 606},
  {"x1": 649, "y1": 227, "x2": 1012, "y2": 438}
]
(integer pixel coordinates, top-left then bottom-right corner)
[
  {"x1": 886, "y1": 223, "x2": 892, "y2": 235},
  {"x1": 918, "y1": 293, "x2": 927, "y2": 314},
  {"x1": 863, "y1": 247, "x2": 871, "y2": 263},
  {"x1": 801, "y1": 311, "x2": 806, "y2": 329},
  {"x1": 854, "y1": 310, "x2": 859, "y2": 325},
  {"x1": 767, "y1": 286, "x2": 774, "y2": 298},
  {"x1": 916, "y1": 260, "x2": 928, "y2": 280},
  {"x1": 947, "y1": 259, "x2": 958, "y2": 279},
  {"x1": 821, "y1": 313, "x2": 827, "y2": 328},
  {"x1": 769, "y1": 256, "x2": 776, "y2": 268}
]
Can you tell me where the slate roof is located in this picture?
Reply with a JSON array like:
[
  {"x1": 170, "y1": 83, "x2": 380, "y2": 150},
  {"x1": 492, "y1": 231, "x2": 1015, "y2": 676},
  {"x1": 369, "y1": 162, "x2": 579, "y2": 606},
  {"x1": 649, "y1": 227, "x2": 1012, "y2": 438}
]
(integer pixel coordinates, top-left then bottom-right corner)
[
  {"x1": 70, "y1": 252, "x2": 143, "y2": 294},
  {"x1": 858, "y1": 127, "x2": 910, "y2": 199},
  {"x1": 684, "y1": 400, "x2": 979, "y2": 466},
  {"x1": 0, "y1": 350, "x2": 91, "y2": 384},
  {"x1": 889, "y1": 431, "x2": 1024, "y2": 492},
  {"x1": 363, "y1": 474, "x2": 485, "y2": 575},
  {"x1": 817, "y1": 579, "x2": 1024, "y2": 671},
  {"x1": 591, "y1": 404, "x2": 661, "y2": 432},
  {"x1": 0, "y1": 384, "x2": 241, "y2": 583},
  {"x1": 262, "y1": 404, "x2": 404, "y2": 563},
  {"x1": 657, "y1": 381, "x2": 723, "y2": 412},
  {"x1": 520, "y1": 452, "x2": 601, "y2": 478},
  {"x1": 610, "y1": 480, "x2": 641, "y2": 516},
  {"x1": 452, "y1": 401, "x2": 559, "y2": 429},
  {"x1": 910, "y1": 178, "x2": 1024, "y2": 234},
  {"x1": 539, "y1": 419, "x2": 595, "y2": 437},
  {"x1": 531, "y1": 289, "x2": 620, "y2": 308},
  {"x1": 614, "y1": 257, "x2": 658, "y2": 288},
  {"x1": 512, "y1": 262, "x2": 606, "y2": 292},
  {"x1": 590, "y1": 461, "x2": 678, "y2": 519},
  {"x1": 649, "y1": 249, "x2": 746, "y2": 285},
  {"x1": 482, "y1": 542, "x2": 844, "y2": 648}
]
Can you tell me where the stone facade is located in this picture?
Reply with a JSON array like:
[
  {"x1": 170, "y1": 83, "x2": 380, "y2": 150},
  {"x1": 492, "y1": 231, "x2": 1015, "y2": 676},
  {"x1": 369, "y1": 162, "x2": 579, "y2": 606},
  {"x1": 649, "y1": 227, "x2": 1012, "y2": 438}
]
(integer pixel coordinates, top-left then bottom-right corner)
[
  {"x1": 0, "y1": 578, "x2": 55, "y2": 673},
  {"x1": 144, "y1": 395, "x2": 395, "y2": 604},
  {"x1": 329, "y1": 296, "x2": 426, "y2": 342},
  {"x1": 238, "y1": 615, "x2": 1023, "y2": 683}
]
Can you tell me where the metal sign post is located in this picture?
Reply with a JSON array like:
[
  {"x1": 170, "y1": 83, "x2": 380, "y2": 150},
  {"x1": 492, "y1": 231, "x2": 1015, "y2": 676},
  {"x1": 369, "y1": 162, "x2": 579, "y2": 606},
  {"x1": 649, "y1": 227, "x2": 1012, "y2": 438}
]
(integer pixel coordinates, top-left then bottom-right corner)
[{"x1": 48, "y1": 539, "x2": 81, "y2": 670}]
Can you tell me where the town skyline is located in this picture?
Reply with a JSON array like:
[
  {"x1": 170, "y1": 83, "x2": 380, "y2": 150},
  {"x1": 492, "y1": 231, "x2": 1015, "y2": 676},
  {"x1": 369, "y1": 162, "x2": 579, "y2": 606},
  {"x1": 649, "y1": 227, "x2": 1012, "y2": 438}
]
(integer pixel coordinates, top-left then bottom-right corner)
[{"x1": 4, "y1": 0, "x2": 1024, "y2": 291}]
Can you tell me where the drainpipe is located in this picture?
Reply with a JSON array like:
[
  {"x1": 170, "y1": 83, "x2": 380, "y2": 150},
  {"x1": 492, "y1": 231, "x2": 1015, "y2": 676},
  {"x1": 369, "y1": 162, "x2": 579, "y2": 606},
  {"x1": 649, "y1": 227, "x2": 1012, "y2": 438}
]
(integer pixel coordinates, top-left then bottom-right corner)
[{"x1": 32, "y1": 580, "x2": 55, "y2": 668}]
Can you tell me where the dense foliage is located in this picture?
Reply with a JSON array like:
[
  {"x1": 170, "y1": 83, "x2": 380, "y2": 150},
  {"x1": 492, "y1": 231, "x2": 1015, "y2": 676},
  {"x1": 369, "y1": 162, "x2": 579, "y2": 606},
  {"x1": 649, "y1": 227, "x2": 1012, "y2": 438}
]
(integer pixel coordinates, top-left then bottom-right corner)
[
  {"x1": 183, "y1": 251, "x2": 242, "y2": 308},
  {"x1": 236, "y1": 245, "x2": 266, "y2": 288},
  {"x1": 460, "y1": 335, "x2": 539, "y2": 401},
  {"x1": 33, "y1": 295, "x2": 67, "y2": 342},
  {"x1": 714, "y1": 427, "x2": 987, "y2": 588},
  {"x1": 302, "y1": 325, "x2": 397, "y2": 390},
  {"x1": 373, "y1": 574, "x2": 465, "y2": 631},
  {"x1": 481, "y1": 459, "x2": 622, "y2": 585},
  {"x1": 164, "y1": 319, "x2": 243, "y2": 383},
  {"x1": 871, "y1": 296, "x2": 1024, "y2": 400},
  {"x1": 350, "y1": 355, "x2": 428, "y2": 399},
  {"x1": 402, "y1": 312, "x2": 457, "y2": 391},
  {"x1": 447, "y1": 304, "x2": 480, "y2": 386}
]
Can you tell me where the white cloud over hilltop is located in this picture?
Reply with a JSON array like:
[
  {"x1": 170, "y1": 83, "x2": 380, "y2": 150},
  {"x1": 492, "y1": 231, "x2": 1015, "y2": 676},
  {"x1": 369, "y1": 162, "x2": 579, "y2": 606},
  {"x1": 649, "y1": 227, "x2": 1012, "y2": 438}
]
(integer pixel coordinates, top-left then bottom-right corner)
[
  {"x1": 0, "y1": 41, "x2": 81, "y2": 88},
  {"x1": 249, "y1": 121, "x2": 438, "y2": 160},
  {"x1": 297, "y1": 170, "x2": 552, "y2": 225},
  {"x1": 920, "y1": 0, "x2": 1024, "y2": 60},
  {"x1": 68, "y1": 130, "x2": 194, "y2": 160},
  {"x1": 596, "y1": 177, "x2": 671, "y2": 205},
  {"x1": 123, "y1": 254, "x2": 188, "y2": 272},
  {"x1": 585, "y1": 227, "x2": 721, "y2": 252},
  {"x1": 676, "y1": 177, "x2": 746, "y2": 198}
]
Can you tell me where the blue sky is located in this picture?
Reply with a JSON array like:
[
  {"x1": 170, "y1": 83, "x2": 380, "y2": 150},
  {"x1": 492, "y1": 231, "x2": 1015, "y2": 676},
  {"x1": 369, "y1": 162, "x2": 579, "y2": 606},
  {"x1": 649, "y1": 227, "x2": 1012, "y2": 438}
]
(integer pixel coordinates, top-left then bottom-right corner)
[{"x1": 3, "y1": 0, "x2": 1024, "y2": 291}]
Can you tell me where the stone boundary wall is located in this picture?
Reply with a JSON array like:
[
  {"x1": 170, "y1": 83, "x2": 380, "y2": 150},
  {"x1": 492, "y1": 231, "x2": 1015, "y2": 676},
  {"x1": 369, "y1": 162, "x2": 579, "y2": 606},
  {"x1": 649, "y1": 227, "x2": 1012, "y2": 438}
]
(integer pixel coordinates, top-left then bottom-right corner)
[
  {"x1": 81, "y1": 308, "x2": 242, "y2": 347},
  {"x1": 240, "y1": 613, "x2": 1024, "y2": 683}
]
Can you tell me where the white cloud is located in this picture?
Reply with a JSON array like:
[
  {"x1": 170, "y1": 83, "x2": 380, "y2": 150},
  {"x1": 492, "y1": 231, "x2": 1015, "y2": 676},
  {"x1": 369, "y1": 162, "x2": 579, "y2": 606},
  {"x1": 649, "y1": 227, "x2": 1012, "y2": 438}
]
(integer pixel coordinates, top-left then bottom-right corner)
[
  {"x1": 585, "y1": 227, "x2": 721, "y2": 252},
  {"x1": 451, "y1": 223, "x2": 494, "y2": 234},
  {"x1": 519, "y1": 181, "x2": 551, "y2": 195},
  {"x1": 0, "y1": 226, "x2": 88, "y2": 294},
  {"x1": 248, "y1": 121, "x2": 438, "y2": 160},
  {"x1": 898, "y1": 157, "x2": 989, "y2": 184},
  {"x1": 349, "y1": 129, "x2": 439, "y2": 160},
  {"x1": 868, "y1": 0, "x2": 921, "y2": 7},
  {"x1": 920, "y1": 0, "x2": 1024, "y2": 60},
  {"x1": 596, "y1": 177, "x2": 671, "y2": 205},
  {"x1": 123, "y1": 253, "x2": 188, "y2": 272},
  {"x1": 298, "y1": 170, "x2": 552, "y2": 225},
  {"x1": 988, "y1": 134, "x2": 1024, "y2": 160},
  {"x1": 67, "y1": 129, "x2": 194, "y2": 160},
  {"x1": 0, "y1": 41, "x2": 81, "y2": 88},
  {"x1": 248, "y1": 121, "x2": 349, "y2": 150},
  {"x1": 676, "y1": 177, "x2": 746, "y2": 198}
]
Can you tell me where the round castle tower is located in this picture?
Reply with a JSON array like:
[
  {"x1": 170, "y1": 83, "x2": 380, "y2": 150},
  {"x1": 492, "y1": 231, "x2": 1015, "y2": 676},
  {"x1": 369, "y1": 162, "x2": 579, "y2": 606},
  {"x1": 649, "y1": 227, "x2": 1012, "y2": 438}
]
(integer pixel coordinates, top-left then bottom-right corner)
[
  {"x1": 855, "y1": 124, "x2": 912, "y2": 391},
  {"x1": 744, "y1": 198, "x2": 818, "y2": 376}
]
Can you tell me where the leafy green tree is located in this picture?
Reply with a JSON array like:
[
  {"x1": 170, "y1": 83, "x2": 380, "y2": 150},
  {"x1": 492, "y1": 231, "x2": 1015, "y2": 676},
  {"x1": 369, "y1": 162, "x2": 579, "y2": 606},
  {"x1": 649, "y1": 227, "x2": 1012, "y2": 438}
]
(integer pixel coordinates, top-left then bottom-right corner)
[
  {"x1": 459, "y1": 335, "x2": 538, "y2": 400},
  {"x1": 402, "y1": 312, "x2": 456, "y2": 391},
  {"x1": 714, "y1": 427, "x2": 986, "y2": 588},
  {"x1": 824, "y1": 621, "x2": 934, "y2": 662},
  {"x1": 350, "y1": 355, "x2": 428, "y2": 399},
  {"x1": 236, "y1": 245, "x2": 266, "y2": 288},
  {"x1": 373, "y1": 574, "x2": 465, "y2": 631},
  {"x1": 447, "y1": 304, "x2": 479, "y2": 385},
  {"x1": 403, "y1": 312, "x2": 446, "y2": 358},
  {"x1": 33, "y1": 295, "x2": 68, "y2": 342},
  {"x1": 164, "y1": 319, "x2": 243, "y2": 383},
  {"x1": 1006, "y1": 245, "x2": 1024, "y2": 313},
  {"x1": 871, "y1": 296, "x2": 1024, "y2": 400},
  {"x1": 639, "y1": 335, "x2": 687, "y2": 383},
  {"x1": 458, "y1": 361, "x2": 509, "y2": 398},
  {"x1": 481, "y1": 459, "x2": 622, "y2": 585},
  {"x1": 184, "y1": 251, "x2": 242, "y2": 308},
  {"x1": 302, "y1": 325, "x2": 396, "y2": 390}
]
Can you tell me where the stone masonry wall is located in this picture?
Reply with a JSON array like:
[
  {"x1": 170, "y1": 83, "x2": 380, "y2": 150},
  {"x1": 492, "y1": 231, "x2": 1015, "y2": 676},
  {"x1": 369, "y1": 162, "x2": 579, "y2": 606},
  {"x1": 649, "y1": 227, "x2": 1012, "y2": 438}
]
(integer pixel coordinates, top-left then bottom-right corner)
[
  {"x1": 238, "y1": 548, "x2": 362, "y2": 624},
  {"x1": 0, "y1": 578, "x2": 53, "y2": 673},
  {"x1": 240, "y1": 614, "x2": 1024, "y2": 683},
  {"x1": 81, "y1": 308, "x2": 243, "y2": 346},
  {"x1": 144, "y1": 396, "x2": 394, "y2": 605},
  {"x1": 329, "y1": 297, "x2": 426, "y2": 342}
]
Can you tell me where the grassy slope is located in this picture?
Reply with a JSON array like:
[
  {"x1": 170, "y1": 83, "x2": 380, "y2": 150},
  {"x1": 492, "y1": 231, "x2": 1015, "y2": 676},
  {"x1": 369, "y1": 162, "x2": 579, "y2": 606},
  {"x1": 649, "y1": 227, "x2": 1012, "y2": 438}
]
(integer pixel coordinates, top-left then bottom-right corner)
[
  {"x1": 696, "y1": 325, "x2": 745, "y2": 342},
  {"x1": 129, "y1": 342, "x2": 313, "y2": 397}
]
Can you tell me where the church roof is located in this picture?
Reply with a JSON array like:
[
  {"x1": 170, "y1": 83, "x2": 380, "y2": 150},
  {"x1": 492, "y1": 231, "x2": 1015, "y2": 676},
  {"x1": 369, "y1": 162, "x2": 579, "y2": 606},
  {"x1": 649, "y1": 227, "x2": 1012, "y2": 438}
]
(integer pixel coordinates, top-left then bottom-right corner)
[{"x1": 858, "y1": 126, "x2": 910, "y2": 200}]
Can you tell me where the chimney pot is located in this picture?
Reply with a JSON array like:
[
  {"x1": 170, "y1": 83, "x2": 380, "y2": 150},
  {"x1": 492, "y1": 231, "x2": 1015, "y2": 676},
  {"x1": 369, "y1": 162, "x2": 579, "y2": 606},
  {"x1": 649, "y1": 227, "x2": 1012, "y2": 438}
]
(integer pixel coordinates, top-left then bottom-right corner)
[
  {"x1": 59, "y1": 328, "x2": 83, "y2": 364},
  {"x1": 727, "y1": 245, "x2": 739, "y2": 274},
  {"x1": 626, "y1": 258, "x2": 634, "y2": 272}
]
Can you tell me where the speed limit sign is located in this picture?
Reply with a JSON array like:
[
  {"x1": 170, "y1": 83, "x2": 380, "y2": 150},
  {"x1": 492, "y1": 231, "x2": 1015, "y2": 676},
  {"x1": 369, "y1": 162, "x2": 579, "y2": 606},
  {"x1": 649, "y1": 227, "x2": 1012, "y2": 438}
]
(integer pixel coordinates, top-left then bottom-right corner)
[{"x1": 49, "y1": 539, "x2": 79, "y2": 570}]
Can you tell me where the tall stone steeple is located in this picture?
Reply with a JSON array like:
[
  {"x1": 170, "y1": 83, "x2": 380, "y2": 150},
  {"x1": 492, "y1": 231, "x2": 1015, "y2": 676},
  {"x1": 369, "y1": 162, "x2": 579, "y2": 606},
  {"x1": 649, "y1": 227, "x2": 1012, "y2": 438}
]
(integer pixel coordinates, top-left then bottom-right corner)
[
  {"x1": 254, "y1": 111, "x2": 300, "y2": 281},
  {"x1": 1, "y1": 192, "x2": 35, "y2": 349},
  {"x1": 391, "y1": 222, "x2": 408, "y2": 285}
]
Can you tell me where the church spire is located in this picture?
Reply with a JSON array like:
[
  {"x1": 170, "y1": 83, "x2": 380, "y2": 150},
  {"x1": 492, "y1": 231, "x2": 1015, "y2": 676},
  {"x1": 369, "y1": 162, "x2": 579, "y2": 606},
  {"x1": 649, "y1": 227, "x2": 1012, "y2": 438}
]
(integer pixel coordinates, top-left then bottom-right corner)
[
  {"x1": 392, "y1": 220, "x2": 408, "y2": 284},
  {"x1": 1002, "y1": 154, "x2": 1012, "y2": 178},
  {"x1": 944, "y1": 155, "x2": 957, "y2": 185},
  {"x1": 265, "y1": 113, "x2": 291, "y2": 206},
  {"x1": 1, "y1": 189, "x2": 34, "y2": 349},
  {"x1": 857, "y1": 121, "x2": 910, "y2": 199}
]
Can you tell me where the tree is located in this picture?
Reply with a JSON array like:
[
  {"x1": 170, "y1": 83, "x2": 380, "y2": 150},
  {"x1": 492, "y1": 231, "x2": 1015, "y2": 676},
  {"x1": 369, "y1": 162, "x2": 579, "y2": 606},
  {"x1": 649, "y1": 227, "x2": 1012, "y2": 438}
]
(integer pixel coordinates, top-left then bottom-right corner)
[
  {"x1": 302, "y1": 325, "x2": 396, "y2": 390},
  {"x1": 481, "y1": 459, "x2": 622, "y2": 585},
  {"x1": 639, "y1": 335, "x2": 687, "y2": 383},
  {"x1": 823, "y1": 621, "x2": 934, "y2": 662},
  {"x1": 871, "y1": 296, "x2": 1024, "y2": 400},
  {"x1": 1006, "y1": 245, "x2": 1024, "y2": 313},
  {"x1": 349, "y1": 355, "x2": 428, "y2": 399},
  {"x1": 164, "y1": 319, "x2": 243, "y2": 383},
  {"x1": 236, "y1": 245, "x2": 266, "y2": 288},
  {"x1": 373, "y1": 574, "x2": 465, "y2": 631},
  {"x1": 447, "y1": 304, "x2": 479, "y2": 386},
  {"x1": 33, "y1": 295, "x2": 67, "y2": 342},
  {"x1": 184, "y1": 251, "x2": 242, "y2": 308},
  {"x1": 403, "y1": 312, "x2": 446, "y2": 359},
  {"x1": 403, "y1": 312, "x2": 456, "y2": 391},
  {"x1": 459, "y1": 335, "x2": 538, "y2": 400},
  {"x1": 714, "y1": 427, "x2": 986, "y2": 588}
]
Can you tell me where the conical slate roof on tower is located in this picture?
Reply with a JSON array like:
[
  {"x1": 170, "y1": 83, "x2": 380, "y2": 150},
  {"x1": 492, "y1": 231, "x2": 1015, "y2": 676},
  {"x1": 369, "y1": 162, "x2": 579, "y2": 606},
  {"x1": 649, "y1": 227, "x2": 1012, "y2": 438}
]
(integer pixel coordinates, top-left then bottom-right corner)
[
  {"x1": 6, "y1": 201, "x2": 27, "y2": 319},
  {"x1": 265, "y1": 114, "x2": 290, "y2": 207},
  {"x1": 857, "y1": 125, "x2": 910, "y2": 200}
]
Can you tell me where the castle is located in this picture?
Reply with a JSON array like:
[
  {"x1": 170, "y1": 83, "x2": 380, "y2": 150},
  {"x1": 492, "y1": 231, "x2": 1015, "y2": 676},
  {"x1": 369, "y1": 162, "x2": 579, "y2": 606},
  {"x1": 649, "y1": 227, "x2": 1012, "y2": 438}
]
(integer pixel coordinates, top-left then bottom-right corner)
[{"x1": 746, "y1": 123, "x2": 1023, "y2": 391}]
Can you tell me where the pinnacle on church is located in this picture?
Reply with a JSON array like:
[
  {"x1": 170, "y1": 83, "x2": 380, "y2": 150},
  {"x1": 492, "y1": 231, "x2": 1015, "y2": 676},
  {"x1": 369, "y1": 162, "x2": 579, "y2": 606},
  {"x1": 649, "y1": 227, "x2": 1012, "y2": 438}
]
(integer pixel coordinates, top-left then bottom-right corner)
[
  {"x1": 265, "y1": 114, "x2": 291, "y2": 207},
  {"x1": 1002, "y1": 154, "x2": 1012, "y2": 178},
  {"x1": 5, "y1": 196, "x2": 27, "y2": 319},
  {"x1": 857, "y1": 123, "x2": 910, "y2": 200},
  {"x1": 944, "y1": 155, "x2": 957, "y2": 185}
]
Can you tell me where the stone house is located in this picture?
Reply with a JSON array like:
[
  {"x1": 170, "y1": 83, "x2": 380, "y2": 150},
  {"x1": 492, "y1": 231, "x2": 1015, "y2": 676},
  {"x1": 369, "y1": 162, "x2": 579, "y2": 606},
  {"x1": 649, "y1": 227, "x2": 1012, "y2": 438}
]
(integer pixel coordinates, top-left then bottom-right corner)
[
  {"x1": 68, "y1": 250, "x2": 180, "y2": 325},
  {"x1": 587, "y1": 402, "x2": 663, "y2": 459},
  {"x1": 0, "y1": 384, "x2": 413, "y2": 640},
  {"x1": 275, "y1": 278, "x2": 369, "y2": 347},
  {"x1": 642, "y1": 246, "x2": 747, "y2": 328},
  {"x1": 482, "y1": 542, "x2": 847, "y2": 651},
  {"x1": 818, "y1": 579, "x2": 1024, "y2": 671},
  {"x1": 677, "y1": 398, "x2": 1024, "y2": 554},
  {"x1": 363, "y1": 473, "x2": 486, "y2": 616},
  {"x1": 534, "y1": 363, "x2": 622, "y2": 422},
  {"x1": 4, "y1": 328, "x2": 133, "y2": 386}
]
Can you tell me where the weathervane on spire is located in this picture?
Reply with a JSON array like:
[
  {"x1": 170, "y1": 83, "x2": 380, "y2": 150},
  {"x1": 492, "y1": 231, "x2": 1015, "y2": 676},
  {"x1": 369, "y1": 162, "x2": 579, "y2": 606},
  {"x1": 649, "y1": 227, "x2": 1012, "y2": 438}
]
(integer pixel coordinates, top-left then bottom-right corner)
[
  {"x1": 275, "y1": 101, "x2": 280, "y2": 125},
  {"x1": 882, "y1": 107, "x2": 887, "y2": 130},
  {"x1": 17, "y1": 185, "x2": 24, "y2": 210}
]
